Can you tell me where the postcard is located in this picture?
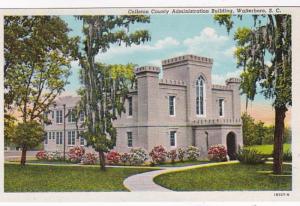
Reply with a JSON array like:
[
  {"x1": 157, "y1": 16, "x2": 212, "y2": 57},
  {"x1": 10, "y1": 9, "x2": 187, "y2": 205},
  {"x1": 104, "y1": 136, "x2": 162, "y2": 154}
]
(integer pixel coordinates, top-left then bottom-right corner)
[{"x1": 1, "y1": 4, "x2": 299, "y2": 203}]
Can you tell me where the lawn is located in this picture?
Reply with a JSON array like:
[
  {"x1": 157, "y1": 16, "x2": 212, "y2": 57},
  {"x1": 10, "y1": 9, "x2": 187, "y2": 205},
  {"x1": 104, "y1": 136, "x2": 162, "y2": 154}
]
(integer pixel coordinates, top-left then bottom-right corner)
[
  {"x1": 245, "y1": 144, "x2": 291, "y2": 156},
  {"x1": 155, "y1": 160, "x2": 210, "y2": 167},
  {"x1": 154, "y1": 163, "x2": 292, "y2": 191},
  {"x1": 4, "y1": 163, "x2": 156, "y2": 192}
]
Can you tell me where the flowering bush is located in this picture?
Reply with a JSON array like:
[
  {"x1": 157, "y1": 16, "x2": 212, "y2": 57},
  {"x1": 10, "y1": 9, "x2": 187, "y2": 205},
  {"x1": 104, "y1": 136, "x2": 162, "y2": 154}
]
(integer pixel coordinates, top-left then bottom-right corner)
[
  {"x1": 67, "y1": 146, "x2": 85, "y2": 163},
  {"x1": 129, "y1": 147, "x2": 148, "y2": 165},
  {"x1": 36, "y1": 150, "x2": 47, "y2": 160},
  {"x1": 149, "y1": 145, "x2": 168, "y2": 164},
  {"x1": 186, "y1": 146, "x2": 200, "y2": 161},
  {"x1": 120, "y1": 152, "x2": 131, "y2": 165},
  {"x1": 106, "y1": 151, "x2": 121, "y2": 165},
  {"x1": 81, "y1": 153, "x2": 97, "y2": 165},
  {"x1": 167, "y1": 149, "x2": 177, "y2": 163},
  {"x1": 178, "y1": 147, "x2": 186, "y2": 162},
  {"x1": 208, "y1": 144, "x2": 227, "y2": 162},
  {"x1": 47, "y1": 151, "x2": 63, "y2": 161}
]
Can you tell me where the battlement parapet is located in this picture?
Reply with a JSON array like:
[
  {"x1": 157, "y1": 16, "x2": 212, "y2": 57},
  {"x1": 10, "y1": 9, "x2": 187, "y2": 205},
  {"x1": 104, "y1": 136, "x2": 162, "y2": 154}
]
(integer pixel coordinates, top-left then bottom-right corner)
[
  {"x1": 159, "y1": 79, "x2": 187, "y2": 86},
  {"x1": 162, "y1": 54, "x2": 213, "y2": 66}
]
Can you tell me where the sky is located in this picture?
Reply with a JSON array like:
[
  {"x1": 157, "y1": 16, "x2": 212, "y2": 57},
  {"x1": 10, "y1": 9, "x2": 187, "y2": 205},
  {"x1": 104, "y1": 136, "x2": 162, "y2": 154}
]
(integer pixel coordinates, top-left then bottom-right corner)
[{"x1": 60, "y1": 15, "x2": 291, "y2": 126}]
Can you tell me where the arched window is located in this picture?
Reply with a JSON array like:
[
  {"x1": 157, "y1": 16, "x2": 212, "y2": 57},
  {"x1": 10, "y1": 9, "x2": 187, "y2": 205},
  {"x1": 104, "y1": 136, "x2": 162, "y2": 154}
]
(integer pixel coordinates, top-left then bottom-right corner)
[{"x1": 196, "y1": 76, "x2": 205, "y2": 116}]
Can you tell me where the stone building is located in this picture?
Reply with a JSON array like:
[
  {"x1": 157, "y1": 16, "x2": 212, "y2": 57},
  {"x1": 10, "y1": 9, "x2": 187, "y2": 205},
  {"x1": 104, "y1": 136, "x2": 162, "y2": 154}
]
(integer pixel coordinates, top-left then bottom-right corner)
[{"x1": 44, "y1": 54, "x2": 243, "y2": 159}]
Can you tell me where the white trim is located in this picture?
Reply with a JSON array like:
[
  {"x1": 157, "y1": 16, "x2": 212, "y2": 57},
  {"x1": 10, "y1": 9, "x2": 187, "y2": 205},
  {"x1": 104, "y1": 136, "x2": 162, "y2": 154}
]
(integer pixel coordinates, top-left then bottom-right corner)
[
  {"x1": 218, "y1": 98, "x2": 225, "y2": 118},
  {"x1": 169, "y1": 95, "x2": 176, "y2": 117},
  {"x1": 196, "y1": 76, "x2": 206, "y2": 117},
  {"x1": 169, "y1": 130, "x2": 177, "y2": 148}
]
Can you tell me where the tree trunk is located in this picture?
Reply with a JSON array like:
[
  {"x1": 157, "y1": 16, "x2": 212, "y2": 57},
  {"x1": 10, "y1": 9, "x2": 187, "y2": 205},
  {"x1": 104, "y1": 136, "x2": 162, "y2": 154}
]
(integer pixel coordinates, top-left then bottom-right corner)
[
  {"x1": 20, "y1": 146, "x2": 27, "y2": 166},
  {"x1": 273, "y1": 106, "x2": 287, "y2": 174},
  {"x1": 99, "y1": 151, "x2": 106, "y2": 171}
]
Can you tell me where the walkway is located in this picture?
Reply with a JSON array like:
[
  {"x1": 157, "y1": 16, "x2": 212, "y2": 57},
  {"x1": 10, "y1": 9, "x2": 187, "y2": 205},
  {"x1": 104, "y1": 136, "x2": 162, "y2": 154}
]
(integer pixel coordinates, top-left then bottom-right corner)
[{"x1": 123, "y1": 161, "x2": 239, "y2": 192}]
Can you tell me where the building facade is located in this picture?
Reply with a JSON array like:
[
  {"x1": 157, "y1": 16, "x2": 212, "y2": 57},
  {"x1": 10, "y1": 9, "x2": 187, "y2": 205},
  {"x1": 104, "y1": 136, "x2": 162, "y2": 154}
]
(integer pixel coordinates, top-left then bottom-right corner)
[{"x1": 44, "y1": 54, "x2": 243, "y2": 159}]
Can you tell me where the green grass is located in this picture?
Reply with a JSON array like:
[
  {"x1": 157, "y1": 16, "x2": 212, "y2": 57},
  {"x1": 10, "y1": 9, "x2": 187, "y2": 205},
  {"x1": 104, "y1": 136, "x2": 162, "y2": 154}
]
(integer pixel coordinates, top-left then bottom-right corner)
[
  {"x1": 245, "y1": 144, "x2": 291, "y2": 156},
  {"x1": 155, "y1": 160, "x2": 210, "y2": 167},
  {"x1": 4, "y1": 163, "x2": 156, "y2": 192},
  {"x1": 154, "y1": 163, "x2": 292, "y2": 191}
]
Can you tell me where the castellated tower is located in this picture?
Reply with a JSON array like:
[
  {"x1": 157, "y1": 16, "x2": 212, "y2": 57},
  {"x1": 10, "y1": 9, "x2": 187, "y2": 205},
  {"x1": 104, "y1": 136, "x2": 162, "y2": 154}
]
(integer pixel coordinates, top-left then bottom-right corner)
[
  {"x1": 162, "y1": 55, "x2": 214, "y2": 122},
  {"x1": 135, "y1": 66, "x2": 160, "y2": 150},
  {"x1": 226, "y1": 77, "x2": 242, "y2": 119}
]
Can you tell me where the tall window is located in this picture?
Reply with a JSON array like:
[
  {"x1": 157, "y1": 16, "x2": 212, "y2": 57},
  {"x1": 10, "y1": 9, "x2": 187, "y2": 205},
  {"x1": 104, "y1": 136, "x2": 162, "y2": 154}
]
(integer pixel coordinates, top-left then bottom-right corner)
[
  {"x1": 56, "y1": 132, "x2": 63, "y2": 144},
  {"x1": 44, "y1": 133, "x2": 48, "y2": 144},
  {"x1": 169, "y1": 96, "x2": 176, "y2": 116},
  {"x1": 196, "y1": 76, "x2": 205, "y2": 116},
  {"x1": 127, "y1": 132, "x2": 133, "y2": 147},
  {"x1": 52, "y1": 111, "x2": 55, "y2": 119},
  {"x1": 56, "y1": 110, "x2": 63, "y2": 123},
  {"x1": 219, "y1": 99, "x2": 225, "y2": 117},
  {"x1": 68, "y1": 109, "x2": 76, "y2": 123},
  {"x1": 205, "y1": 131, "x2": 209, "y2": 150},
  {"x1": 80, "y1": 137, "x2": 85, "y2": 146},
  {"x1": 128, "y1": 97, "x2": 133, "y2": 116},
  {"x1": 170, "y1": 131, "x2": 176, "y2": 147},
  {"x1": 68, "y1": 131, "x2": 76, "y2": 145}
]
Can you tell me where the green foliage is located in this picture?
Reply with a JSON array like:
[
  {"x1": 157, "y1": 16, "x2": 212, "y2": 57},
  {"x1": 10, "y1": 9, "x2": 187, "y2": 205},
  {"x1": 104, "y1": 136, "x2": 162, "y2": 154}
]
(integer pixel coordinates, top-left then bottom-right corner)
[
  {"x1": 4, "y1": 16, "x2": 79, "y2": 122},
  {"x1": 241, "y1": 113, "x2": 291, "y2": 146},
  {"x1": 76, "y1": 16, "x2": 150, "y2": 169},
  {"x1": 236, "y1": 148, "x2": 266, "y2": 164},
  {"x1": 154, "y1": 163, "x2": 291, "y2": 191},
  {"x1": 12, "y1": 121, "x2": 45, "y2": 150},
  {"x1": 214, "y1": 15, "x2": 291, "y2": 109},
  {"x1": 283, "y1": 150, "x2": 292, "y2": 162},
  {"x1": 4, "y1": 114, "x2": 16, "y2": 146},
  {"x1": 4, "y1": 164, "x2": 156, "y2": 192}
]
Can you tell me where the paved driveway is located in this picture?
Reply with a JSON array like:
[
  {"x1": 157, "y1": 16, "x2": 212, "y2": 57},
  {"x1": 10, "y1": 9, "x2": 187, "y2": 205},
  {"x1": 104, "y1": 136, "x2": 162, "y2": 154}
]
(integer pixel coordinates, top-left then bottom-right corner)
[{"x1": 4, "y1": 150, "x2": 38, "y2": 161}]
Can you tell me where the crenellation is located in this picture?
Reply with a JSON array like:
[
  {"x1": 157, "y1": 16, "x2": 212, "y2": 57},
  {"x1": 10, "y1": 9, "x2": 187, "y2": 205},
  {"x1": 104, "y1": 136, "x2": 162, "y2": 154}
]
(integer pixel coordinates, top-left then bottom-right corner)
[
  {"x1": 159, "y1": 78, "x2": 187, "y2": 86},
  {"x1": 162, "y1": 54, "x2": 213, "y2": 66}
]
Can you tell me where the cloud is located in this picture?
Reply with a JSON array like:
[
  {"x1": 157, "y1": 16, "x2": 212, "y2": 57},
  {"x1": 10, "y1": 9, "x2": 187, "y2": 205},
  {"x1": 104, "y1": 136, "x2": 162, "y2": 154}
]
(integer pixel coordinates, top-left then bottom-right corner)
[
  {"x1": 96, "y1": 36, "x2": 179, "y2": 62},
  {"x1": 212, "y1": 68, "x2": 242, "y2": 85},
  {"x1": 182, "y1": 27, "x2": 229, "y2": 58},
  {"x1": 223, "y1": 46, "x2": 236, "y2": 58}
]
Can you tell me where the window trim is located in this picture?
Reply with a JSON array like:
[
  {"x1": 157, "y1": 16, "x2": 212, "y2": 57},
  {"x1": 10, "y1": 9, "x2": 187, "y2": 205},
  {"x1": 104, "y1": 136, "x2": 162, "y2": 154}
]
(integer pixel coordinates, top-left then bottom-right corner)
[
  {"x1": 218, "y1": 98, "x2": 225, "y2": 118},
  {"x1": 128, "y1": 97, "x2": 133, "y2": 117},
  {"x1": 169, "y1": 96, "x2": 176, "y2": 116},
  {"x1": 196, "y1": 76, "x2": 206, "y2": 117},
  {"x1": 56, "y1": 110, "x2": 63, "y2": 124},
  {"x1": 68, "y1": 109, "x2": 76, "y2": 123},
  {"x1": 127, "y1": 132, "x2": 133, "y2": 148},
  {"x1": 67, "y1": 131, "x2": 76, "y2": 146},
  {"x1": 169, "y1": 131, "x2": 177, "y2": 147}
]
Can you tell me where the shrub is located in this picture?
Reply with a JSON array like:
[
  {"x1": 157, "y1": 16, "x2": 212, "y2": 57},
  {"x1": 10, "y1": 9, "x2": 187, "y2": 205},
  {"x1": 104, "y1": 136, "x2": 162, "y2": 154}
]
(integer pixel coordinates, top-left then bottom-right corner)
[
  {"x1": 186, "y1": 146, "x2": 200, "y2": 161},
  {"x1": 81, "y1": 153, "x2": 97, "y2": 165},
  {"x1": 67, "y1": 146, "x2": 85, "y2": 163},
  {"x1": 283, "y1": 149, "x2": 292, "y2": 162},
  {"x1": 106, "y1": 151, "x2": 121, "y2": 165},
  {"x1": 149, "y1": 145, "x2": 168, "y2": 164},
  {"x1": 120, "y1": 152, "x2": 131, "y2": 165},
  {"x1": 167, "y1": 149, "x2": 177, "y2": 163},
  {"x1": 36, "y1": 150, "x2": 47, "y2": 160},
  {"x1": 129, "y1": 147, "x2": 148, "y2": 165},
  {"x1": 178, "y1": 147, "x2": 186, "y2": 162},
  {"x1": 208, "y1": 144, "x2": 227, "y2": 162},
  {"x1": 236, "y1": 148, "x2": 266, "y2": 164},
  {"x1": 48, "y1": 151, "x2": 63, "y2": 161}
]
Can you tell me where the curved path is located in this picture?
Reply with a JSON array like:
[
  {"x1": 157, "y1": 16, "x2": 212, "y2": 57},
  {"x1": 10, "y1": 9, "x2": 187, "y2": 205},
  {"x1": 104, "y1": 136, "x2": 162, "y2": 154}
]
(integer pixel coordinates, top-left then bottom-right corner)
[{"x1": 123, "y1": 161, "x2": 239, "y2": 192}]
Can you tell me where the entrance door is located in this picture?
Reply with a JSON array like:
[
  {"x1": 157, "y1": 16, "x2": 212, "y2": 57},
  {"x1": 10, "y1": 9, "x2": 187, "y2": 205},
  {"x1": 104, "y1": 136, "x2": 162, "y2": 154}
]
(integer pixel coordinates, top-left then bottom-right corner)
[{"x1": 226, "y1": 132, "x2": 236, "y2": 160}]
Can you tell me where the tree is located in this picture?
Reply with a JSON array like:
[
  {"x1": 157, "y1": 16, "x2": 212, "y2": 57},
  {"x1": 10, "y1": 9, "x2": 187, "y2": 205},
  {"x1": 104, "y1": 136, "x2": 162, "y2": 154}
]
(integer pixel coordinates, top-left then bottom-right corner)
[
  {"x1": 12, "y1": 121, "x2": 45, "y2": 165},
  {"x1": 76, "y1": 16, "x2": 150, "y2": 170},
  {"x1": 214, "y1": 14, "x2": 291, "y2": 174},
  {"x1": 4, "y1": 16, "x2": 79, "y2": 165}
]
